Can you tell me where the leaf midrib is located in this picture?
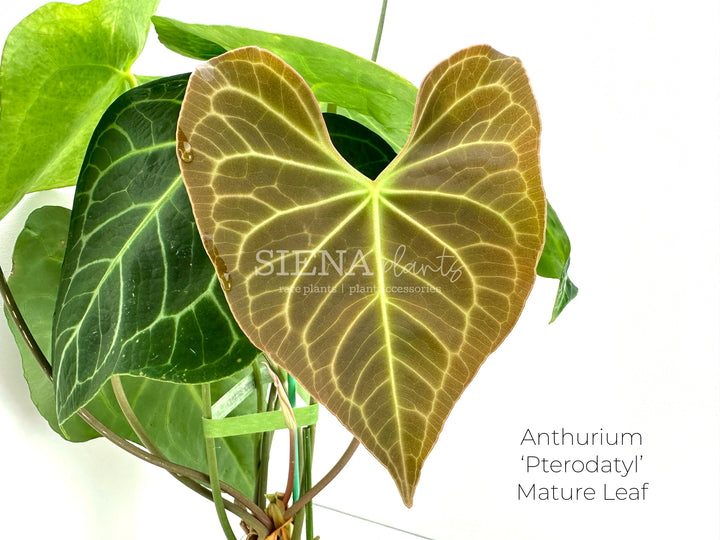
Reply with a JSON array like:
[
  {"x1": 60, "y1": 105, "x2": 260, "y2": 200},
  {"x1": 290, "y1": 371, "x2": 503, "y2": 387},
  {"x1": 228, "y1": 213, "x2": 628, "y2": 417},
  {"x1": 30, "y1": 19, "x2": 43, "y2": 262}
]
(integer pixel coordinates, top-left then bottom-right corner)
[{"x1": 371, "y1": 190, "x2": 407, "y2": 482}]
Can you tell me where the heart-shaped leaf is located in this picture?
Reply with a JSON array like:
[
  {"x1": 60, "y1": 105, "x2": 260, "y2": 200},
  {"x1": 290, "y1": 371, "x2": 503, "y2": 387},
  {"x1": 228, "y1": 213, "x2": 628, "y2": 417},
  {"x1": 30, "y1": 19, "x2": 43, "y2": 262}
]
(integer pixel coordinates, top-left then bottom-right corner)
[
  {"x1": 0, "y1": 0, "x2": 160, "y2": 219},
  {"x1": 53, "y1": 74, "x2": 259, "y2": 424},
  {"x1": 178, "y1": 46, "x2": 545, "y2": 506}
]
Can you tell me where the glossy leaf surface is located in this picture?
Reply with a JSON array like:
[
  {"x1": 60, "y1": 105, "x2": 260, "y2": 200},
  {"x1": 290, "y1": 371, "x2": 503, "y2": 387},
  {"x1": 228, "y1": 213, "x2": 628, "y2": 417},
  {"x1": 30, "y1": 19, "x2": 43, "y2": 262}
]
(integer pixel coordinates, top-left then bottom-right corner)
[
  {"x1": 178, "y1": 46, "x2": 546, "y2": 505},
  {"x1": 152, "y1": 16, "x2": 416, "y2": 150},
  {"x1": 0, "y1": 0, "x2": 160, "y2": 219},
  {"x1": 53, "y1": 75, "x2": 259, "y2": 424}
]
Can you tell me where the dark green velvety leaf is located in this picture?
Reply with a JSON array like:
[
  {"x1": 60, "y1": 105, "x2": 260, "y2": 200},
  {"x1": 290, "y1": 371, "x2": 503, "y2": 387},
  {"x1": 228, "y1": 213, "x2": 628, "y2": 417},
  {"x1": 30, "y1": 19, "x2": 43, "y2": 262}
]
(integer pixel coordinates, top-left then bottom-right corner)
[
  {"x1": 6, "y1": 205, "x2": 258, "y2": 493},
  {"x1": 536, "y1": 203, "x2": 578, "y2": 321},
  {"x1": 323, "y1": 112, "x2": 396, "y2": 180},
  {"x1": 152, "y1": 16, "x2": 416, "y2": 151},
  {"x1": 0, "y1": 0, "x2": 161, "y2": 219},
  {"x1": 53, "y1": 75, "x2": 259, "y2": 424}
]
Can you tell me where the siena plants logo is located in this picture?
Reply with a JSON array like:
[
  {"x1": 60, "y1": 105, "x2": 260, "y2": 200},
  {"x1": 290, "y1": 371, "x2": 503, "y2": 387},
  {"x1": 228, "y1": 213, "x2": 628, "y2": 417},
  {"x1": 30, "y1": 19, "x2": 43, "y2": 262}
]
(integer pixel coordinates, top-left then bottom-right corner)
[{"x1": 254, "y1": 245, "x2": 464, "y2": 296}]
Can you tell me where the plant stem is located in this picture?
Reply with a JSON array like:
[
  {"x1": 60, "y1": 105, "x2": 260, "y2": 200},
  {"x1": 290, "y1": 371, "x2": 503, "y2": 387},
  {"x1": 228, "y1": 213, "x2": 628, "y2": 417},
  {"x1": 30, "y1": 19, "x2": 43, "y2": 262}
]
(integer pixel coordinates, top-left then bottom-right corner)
[
  {"x1": 0, "y1": 266, "x2": 273, "y2": 536},
  {"x1": 256, "y1": 385, "x2": 278, "y2": 509},
  {"x1": 0, "y1": 269, "x2": 52, "y2": 380},
  {"x1": 111, "y1": 376, "x2": 246, "y2": 523},
  {"x1": 287, "y1": 375, "x2": 300, "y2": 502},
  {"x1": 202, "y1": 384, "x2": 239, "y2": 540},
  {"x1": 284, "y1": 437, "x2": 360, "y2": 521},
  {"x1": 111, "y1": 376, "x2": 160, "y2": 453},
  {"x1": 303, "y1": 426, "x2": 315, "y2": 540},
  {"x1": 282, "y1": 426, "x2": 297, "y2": 507},
  {"x1": 371, "y1": 0, "x2": 389, "y2": 62},
  {"x1": 251, "y1": 359, "x2": 267, "y2": 509},
  {"x1": 78, "y1": 404, "x2": 271, "y2": 533}
]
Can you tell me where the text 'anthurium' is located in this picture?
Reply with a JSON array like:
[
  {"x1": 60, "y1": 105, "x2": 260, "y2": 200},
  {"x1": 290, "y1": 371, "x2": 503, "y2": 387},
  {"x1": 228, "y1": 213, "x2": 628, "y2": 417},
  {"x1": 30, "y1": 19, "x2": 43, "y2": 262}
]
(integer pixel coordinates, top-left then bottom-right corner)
[{"x1": 177, "y1": 45, "x2": 545, "y2": 506}]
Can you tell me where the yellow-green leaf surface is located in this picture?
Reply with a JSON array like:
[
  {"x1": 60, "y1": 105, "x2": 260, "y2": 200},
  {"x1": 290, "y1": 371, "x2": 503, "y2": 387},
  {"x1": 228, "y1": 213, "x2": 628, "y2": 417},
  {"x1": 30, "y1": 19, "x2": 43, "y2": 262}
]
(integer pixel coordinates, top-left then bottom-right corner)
[
  {"x1": 0, "y1": 0, "x2": 159, "y2": 219},
  {"x1": 178, "y1": 46, "x2": 545, "y2": 506}
]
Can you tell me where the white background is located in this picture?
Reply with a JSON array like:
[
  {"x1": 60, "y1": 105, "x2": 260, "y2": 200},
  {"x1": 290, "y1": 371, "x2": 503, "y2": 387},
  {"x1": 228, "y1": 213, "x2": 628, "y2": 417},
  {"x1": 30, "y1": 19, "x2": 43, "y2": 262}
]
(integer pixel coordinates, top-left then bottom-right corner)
[{"x1": 1, "y1": 1, "x2": 719, "y2": 539}]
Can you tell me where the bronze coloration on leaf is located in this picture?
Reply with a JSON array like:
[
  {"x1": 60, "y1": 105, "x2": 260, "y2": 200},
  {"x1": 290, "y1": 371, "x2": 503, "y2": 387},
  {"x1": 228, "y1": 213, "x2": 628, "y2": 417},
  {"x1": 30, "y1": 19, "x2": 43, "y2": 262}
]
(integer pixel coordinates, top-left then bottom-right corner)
[{"x1": 177, "y1": 46, "x2": 545, "y2": 506}]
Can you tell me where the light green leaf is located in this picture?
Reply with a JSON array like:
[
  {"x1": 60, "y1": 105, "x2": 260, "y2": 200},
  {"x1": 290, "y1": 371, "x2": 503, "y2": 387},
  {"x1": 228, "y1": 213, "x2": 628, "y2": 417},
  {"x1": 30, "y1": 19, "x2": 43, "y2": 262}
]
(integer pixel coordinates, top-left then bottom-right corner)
[
  {"x1": 178, "y1": 46, "x2": 546, "y2": 506},
  {"x1": 53, "y1": 74, "x2": 259, "y2": 424},
  {"x1": 152, "y1": 15, "x2": 416, "y2": 151},
  {"x1": 7, "y1": 206, "x2": 258, "y2": 494},
  {"x1": 0, "y1": 0, "x2": 161, "y2": 219},
  {"x1": 536, "y1": 203, "x2": 578, "y2": 321}
]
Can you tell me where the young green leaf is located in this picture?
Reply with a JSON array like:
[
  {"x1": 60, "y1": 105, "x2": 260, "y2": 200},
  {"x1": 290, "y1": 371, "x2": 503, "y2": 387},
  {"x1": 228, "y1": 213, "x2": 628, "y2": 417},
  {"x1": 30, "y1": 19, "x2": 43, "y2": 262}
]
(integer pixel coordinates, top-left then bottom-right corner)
[
  {"x1": 177, "y1": 46, "x2": 545, "y2": 506},
  {"x1": 536, "y1": 203, "x2": 578, "y2": 321},
  {"x1": 0, "y1": 0, "x2": 161, "y2": 219},
  {"x1": 7, "y1": 207, "x2": 258, "y2": 493},
  {"x1": 152, "y1": 16, "x2": 416, "y2": 151},
  {"x1": 53, "y1": 75, "x2": 259, "y2": 424}
]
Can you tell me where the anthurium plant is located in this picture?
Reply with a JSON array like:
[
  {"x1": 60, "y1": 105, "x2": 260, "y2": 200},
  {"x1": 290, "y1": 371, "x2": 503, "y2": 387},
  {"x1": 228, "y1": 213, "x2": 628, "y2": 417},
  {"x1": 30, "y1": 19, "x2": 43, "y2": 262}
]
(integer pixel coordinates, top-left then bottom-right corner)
[{"x1": 0, "y1": 0, "x2": 577, "y2": 538}]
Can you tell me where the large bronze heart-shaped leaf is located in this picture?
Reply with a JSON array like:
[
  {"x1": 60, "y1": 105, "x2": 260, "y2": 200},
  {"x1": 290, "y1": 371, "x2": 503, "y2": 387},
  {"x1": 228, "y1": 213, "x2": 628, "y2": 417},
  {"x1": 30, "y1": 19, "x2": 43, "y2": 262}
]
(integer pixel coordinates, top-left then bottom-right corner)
[{"x1": 177, "y1": 46, "x2": 545, "y2": 506}]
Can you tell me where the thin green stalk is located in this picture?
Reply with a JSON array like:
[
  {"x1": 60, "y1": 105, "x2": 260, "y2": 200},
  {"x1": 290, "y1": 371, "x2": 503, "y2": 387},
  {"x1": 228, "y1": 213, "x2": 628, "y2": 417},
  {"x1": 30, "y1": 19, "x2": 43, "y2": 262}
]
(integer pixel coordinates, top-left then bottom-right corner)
[
  {"x1": 256, "y1": 386, "x2": 278, "y2": 510},
  {"x1": 303, "y1": 426, "x2": 315, "y2": 540},
  {"x1": 202, "y1": 384, "x2": 238, "y2": 540},
  {"x1": 287, "y1": 375, "x2": 300, "y2": 502},
  {"x1": 251, "y1": 359, "x2": 266, "y2": 508},
  {"x1": 111, "y1": 376, "x2": 160, "y2": 453},
  {"x1": 290, "y1": 423, "x2": 308, "y2": 540},
  {"x1": 371, "y1": 0, "x2": 389, "y2": 62}
]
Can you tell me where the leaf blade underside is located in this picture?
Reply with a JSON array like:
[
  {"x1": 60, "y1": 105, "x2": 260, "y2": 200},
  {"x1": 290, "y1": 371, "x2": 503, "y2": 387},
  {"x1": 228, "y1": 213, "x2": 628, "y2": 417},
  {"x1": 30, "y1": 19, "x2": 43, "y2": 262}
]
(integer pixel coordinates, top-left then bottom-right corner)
[
  {"x1": 53, "y1": 75, "x2": 259, "y2": 424},
  {"x1": 177, "y1": 46, "x2": 546, "y2": 506}
]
